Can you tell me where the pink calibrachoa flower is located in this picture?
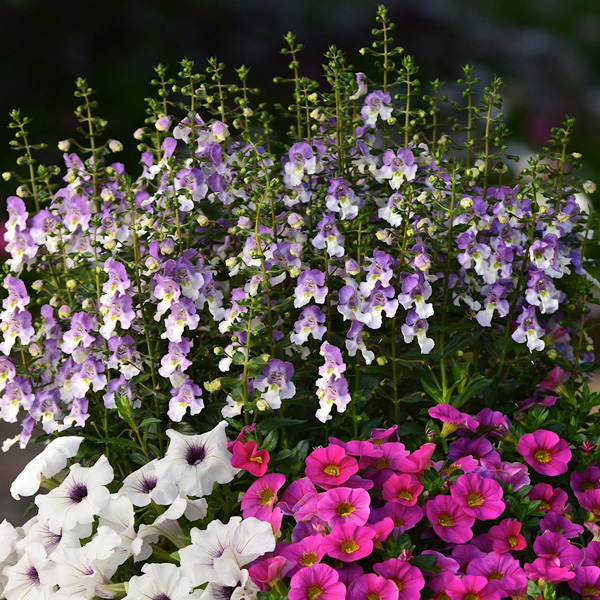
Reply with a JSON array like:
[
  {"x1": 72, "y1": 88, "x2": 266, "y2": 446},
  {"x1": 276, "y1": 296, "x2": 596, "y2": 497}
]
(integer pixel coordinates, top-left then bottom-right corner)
[
  {"x1": 241, "y1": 473, "x2": 286, "y2": 520},
  {"x1": 288, "y1": 563, "x2": 346, "y2": 600},
  {"x1": 249, "y1": 556, "x2": 294, "y2": 591},
  {"x1": 373, "y1": 558, "x2": 425, "y2": 600},
  {"x1": 230, "y1": 440, "x2": 270, "y2": 477},
  {"x1": 540, "y1": 511, "x2": 584, "y2": 538},
  {"x1": 533, "y1": 532, "x2": 583, "y2": 567},
  {"x1": 347, "y1": 573, "x2": 399, "y2": 600},
  {"x1": 578, "y1": 489, "x2": 600, "y2": 518},
  {"x1": 569, "y1": 566, "x2": 600, "y2": 598},
  {"x1": 523, "y1": 557, "x2": 576, "y2": 584},
  {"x1": 429, "y1": 405, "x2": 479, "y2": 436},
  {"x1": 527, "y1": 483, "x2": 568, "y2": 513},
  {"x1": 571, "y1": 465, "x2": 600, "y2": 496},
  {"x1": 321, "y1": 522, "x2": 375, "y2": 562},
  {"x1": 517, "y1": 429, "x2": 571, "y2": 476},
  {"x1": 396, "y1": 443, "x2": 436, "y2": 477},
  {"x1": 467, "y1": 553, "x2": 527, "y2": 598},
  {"x1": 583, "y1": 542, "x2": 600, "y2": 568},
  {"x1": 426, "y1": 495, "x2": 475, "y2": 544},
  {"x1": 370, "y1": 503, "x2": 423, "y2": 537},
  {"x1": 382, "y1": 473, "x2": 423, "y2": 506},
  {"x1": 316, "y1": 486, "x2": 371, "y2": 527},
  {"x1": 305, "y1": 445, "x2": 359, "y2": 487},
  {"x1": 446, "y1": 574, "x2": 500, "y2": 600},
  {"x1": 487, "y1": 519, "x2": 527, "y2": 553},
  {"x1": 450, "y1": 473, "x2": 505, "y2": 521},
  {"x1": 281, "y1": 534, "x2": 327, "y2": 574}
]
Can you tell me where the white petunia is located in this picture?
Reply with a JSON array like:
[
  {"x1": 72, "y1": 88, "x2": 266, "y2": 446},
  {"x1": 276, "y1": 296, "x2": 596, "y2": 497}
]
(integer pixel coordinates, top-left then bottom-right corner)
[
  {"x1": 35, "y1": 455, "x2": 113, "y2": 534},
  {"x1": 16, "y1": 516, "x2": 85, "y2": 558},
  {"x1": 124, "y1": 563, "x2": 200, "y2": 600},
  {"x1": 119, "y1": 459, "x2": 178, "y2": 507},
  {"x1": 10, "y1": 436, "x2": 83, "y2": 500},
  {"x1": 154, "y1": 421, "x2": 239, "y2": 497},
  {"x1": 2, "y1": 542, "x2": 56, "y2": 600},
  {"x1": 179, "y1": 516, "x2": 275, "y2": 587}
]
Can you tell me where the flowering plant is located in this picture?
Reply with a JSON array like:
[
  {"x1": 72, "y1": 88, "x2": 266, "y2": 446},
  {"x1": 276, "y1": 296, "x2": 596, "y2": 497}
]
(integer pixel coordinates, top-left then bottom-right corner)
[{"x1": 1, "y1": 5, "x2": 600, "y2": 600}]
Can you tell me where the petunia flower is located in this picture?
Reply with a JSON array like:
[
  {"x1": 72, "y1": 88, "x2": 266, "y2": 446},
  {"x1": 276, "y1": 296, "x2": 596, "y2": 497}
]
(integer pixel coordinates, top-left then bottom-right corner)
[
  {"x1": 382, "y1": 474, "x2": 423, "y2": 506},
  {"x1": 316, "y1": 486, "x2": 371, "y2": 527},
  {"x1": 155, "y1": 421, "x2": 239, "y2": 497},
  {"x1": 124, "y1": 563, "x2": 199, "y2": 600},
  {"x1": 429, "y1": 405, "x2": 479, "y2": 436},
  {"x1": 446, "y1": 574, "x2": 500, "y2": 600},
  {"x1": 230, "y1": 440, "x2": 270, "y2": 477},
  {"x1": 568, "y1": 566, "x2": 600, "y2": 599}
]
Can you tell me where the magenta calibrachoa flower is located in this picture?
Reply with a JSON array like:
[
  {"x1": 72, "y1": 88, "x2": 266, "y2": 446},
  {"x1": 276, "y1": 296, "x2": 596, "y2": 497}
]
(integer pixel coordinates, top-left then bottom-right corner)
[
  {"x1": 426, "y1": 495, "x2": 475, "y2": 544},
  {"x1": 321, "y1": 522, "x2": 375, "y2": 562},
  {"x1": 429, "y1": 405, "x2": 479, "y2": 437},
  {"x1": 347, "y1": 573, "x2": 399, "y2": 600},
  {"x1": 517, "y1": 429, "x2": 571, "y2": 475},
  {"x1": 450, "y1": 473, "x2": 505, "y2": 521},
  {"x1": 305, "y1": 445, "x2": 359, "y2": 487},
  {"x1": 316, "y1": 486, "x2": 371, "y2": 527},
  {"x1": 288, "y1": 563, "x2": 346, "y2": 600}
]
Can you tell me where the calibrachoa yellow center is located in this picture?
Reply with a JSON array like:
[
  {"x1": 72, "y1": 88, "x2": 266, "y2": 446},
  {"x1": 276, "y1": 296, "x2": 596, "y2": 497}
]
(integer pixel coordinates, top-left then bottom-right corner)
[
  {"x1": 398, "y1": 490, "x2": 413, "y2": 502},
  {"x1": 508, "y1": 536, "x2": 518, "y2": 547},
  {"x1": 464, "y1": 595, "x2": 480, "y2": 600},
  {"x1": 300, "y1": 552, "x2": 318, "y2": 567},
  {"x1": 258, "y1": 488, "x2": 275, "y2": 505},
  {"x1": 307, "y1": 585, "x2": 323, "y2": 599},
  {"x1": 534, "y1": 449, "x2": 551, "y2": 463},
  {"x1": 438, "y1": 513, "x2": 455, "y2": 527},
  {"x1": 367, "y1": 594, "x2": 382, "y2": 600},
  {"x1": 467, "y1": 491, "x2": 484, "y2": 507},
  {"x1": 340, "y1": 538, "x2": 359, "y2": 553},
  {"x1": 336, "y1": 502, "x2": 355, "y2": 517},
  {"x1": 582, "y1": 587, "x2": 600, "y2": 596},
  {"x1": 323, "y1": 464, "x2": 340, "y2": 477}
]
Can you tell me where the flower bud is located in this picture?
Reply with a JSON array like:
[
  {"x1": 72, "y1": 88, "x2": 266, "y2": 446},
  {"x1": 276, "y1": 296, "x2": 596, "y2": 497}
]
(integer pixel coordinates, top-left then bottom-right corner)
[
  {"x1": 108, "y1": 139, "x2": 123, "y2": 152},
  {"x1": 58, "y1": 305, "x2": 72, "y2": 319},
  {"x1": 32, "y1": 280, "x2": 44, "y2": 292},
  {"x1": 204, "y1": 379, "x2": 222, "y2": 392},
  {"x1": 66, "y1": 279, "x2": 77, "y2": 290},
  {"x1": 58, "y1": 140, "x2": 71, "y2": 152},
  {"x1": 2, "y1": 171, "x2": 12, "y2": 181},
  {"x1": 133, "y1": 128, "x2": 145, "y2": 140},
  {"x1": 584, "y1": 180, "x2": 597, "y2": 194}
]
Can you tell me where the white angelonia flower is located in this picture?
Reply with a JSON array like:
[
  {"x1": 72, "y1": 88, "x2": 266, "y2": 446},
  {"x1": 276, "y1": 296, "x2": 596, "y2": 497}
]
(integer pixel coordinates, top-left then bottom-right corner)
[
  {"x1": 2, "y1": 542, "x2": 56, "y2": 600},
  {"x1": 35, "y1": 455, "x2": 113, "y2": 534},
  {"x1": 155, "y1": 421, "x2": 239, "y2": 497},
  {"x1": 119, "y1": 459, "x2": 178, "y2": 507},
  {"x1": 52, "y1": 526, "x2": 122, "y2": 600},
  {"x1": 124, "y1": 563, "x2": 200, "y2": 600},
  {"x1": 179, "y1": 516, "x2": 275, "y2": 587},
  {"x1": 10, "y1": 436, "x2": 83, "y2": 500}
]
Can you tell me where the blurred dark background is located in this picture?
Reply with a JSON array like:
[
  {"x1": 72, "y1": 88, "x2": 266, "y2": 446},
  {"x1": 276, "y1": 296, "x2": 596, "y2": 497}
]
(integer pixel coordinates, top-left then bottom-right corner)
[{"x1": 1, "y1": 0, "x2": 600, "y2": 521}]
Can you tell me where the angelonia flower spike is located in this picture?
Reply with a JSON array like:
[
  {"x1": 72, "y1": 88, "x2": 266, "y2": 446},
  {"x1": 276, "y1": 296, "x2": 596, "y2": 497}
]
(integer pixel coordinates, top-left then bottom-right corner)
[{"x1": 1, "y1": 5, "x2": 599, "y2": 600}]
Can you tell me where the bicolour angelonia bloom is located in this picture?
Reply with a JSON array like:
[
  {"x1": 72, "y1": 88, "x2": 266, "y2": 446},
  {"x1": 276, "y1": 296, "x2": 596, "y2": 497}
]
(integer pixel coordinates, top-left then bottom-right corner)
[
  {"x1": 124, "y1": 563, "x2": 197, "y2": 600},
  {"x1": 10, "y1": 435, "x2": 83, "y2": 500},
  {"x1": 373, "y1": 558, "x2": 425, "y2": 600},
  {"x1": 305, "y1": 445, "x2": 359, "y2": 487},
  {"x1": 487, "y1": 519, "x2": 526, "y2": 553},
  {"x1": 168, "y1": 380, "x2": 204, "y2": 422},
  {"x1": 254, "y1": 359, "x2": 296, "y2": 410},
  {"x1": 446, "y1": 574, "x2": 500, "y2": 600},
  {"x1": 290, "y1": 305, "x2": 327, "y2": 345},
  {"x1": 35, "y1": 454, "x2": 114, "y2": 534},
  {"x1": 361, "y1": 90, "x2": 393, "y2": 127},
  {"x1": 450, "y1": 473, "x2": 505, "y2": 521},
  {"x1": 288, "y1": 563, "x2": 346, "y2": 600},
  {"x1": 241, "y1": 473, "x2": 286, "y2": 521},
  {"x1": 426, "y1": 495, "x2": 475, "y2": 544},
  {"x1": 325, "y1": 177, "x2": 361, "y2": 221},
  {"x1": 517, "y1": 429, "x2": 571, "y2": 476},
  {"x1": 230, "y1": 441, "x2": 270, "y2": 477},
  {"x1": 568, "y1": 566, "x2": 600, "y2": 598},
  {"x1": 380, "y1": 148, "x2": 418, "y2": 189},
  {"x1": 294, "y1": 269, "x2": 328, "y2": 308},
  {"x1": 317, "y1": 486, "x2": 371, "y2": 527},
  {"x1": 428, "y1": 405, "x2": 479, "y2": 436},
  {"x1": 179, "y1": 516, "x2": 276, "y2": 587},
  {"x1": 155, "y1": 421, "x2": 239, "y2": 497},
  {"x1": 321, "y1": 523, "x2": 375, "y2": 562},
  {"x1": 347, "y1": 573, "x2": 399, "y2": 600},
  {"x1": 382, "y1": 474, "x2": 423, "y2": 506},
  {"x1": 511, "y1": 305, "x2": 545, "y2": 353}
]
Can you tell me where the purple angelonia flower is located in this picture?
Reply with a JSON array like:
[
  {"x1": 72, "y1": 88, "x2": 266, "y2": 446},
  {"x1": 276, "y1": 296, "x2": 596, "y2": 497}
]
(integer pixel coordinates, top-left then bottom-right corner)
[
  {"x1": 99, "y1": 293, "x2": 136, "y2": 339},
  {"x1": 6, "y1": 230, "x2": 38, "y2": 274},
  {"x1": 511, "y1": 305, "x2": 545, "y2": 352},
  {"x1": 325, "y1": 178, "x2": 361, "y2": 221},
  {"x1": 364, "y1": 282, "x2": 398, "y2": 329},
  {"x1": 315, "y1": 375, "x2": 351, "y2": 423},
  {"x1": 5, "y1": 196, "x2": 28, "y2": 242},
  {"x1": 345, "y1": 320, "x2": 374, "y2": 365},
  {"x1": 525, "y1": 269, "x2": 561, "y2": 314},
  {"x1": 338, "y1": 282, "x2": 372, "y2": 326},
  {"x1": 457, "y1": 231, "x2": 491, "y2": 273},
  {"x1": 361, "y1": 90, "x2": 393, "y2": 128},
  {"x1": 61, "y1": 312, "x2": 96, "y2": 355},
  {"x1": 30, "y1": 208, "x2": 60, "y2": 250},
  {"x1": 103, "y1": 375, "x2": 136, "y2": 410},
  {"x1": 152, "y1": 275, "x2": 181, "y2": 320},
  {"x1": 359, "y1": 250, "x2": 395, "y2": 297},
  {"x1": 175, "y1": 168, "x2": 208, "y2": 205},
  {"x1": 164, "y1": 257, "x2": 205, "y2": 301},
  {"x1": 158, "y1": 339, "x2": 193, "y2": 381},
  {"x1": 349, "y1": 72, "x2": 368, "y2": 100},
  {"x1": 107, "y1": 335, "x2": 141, "y2": 380},
  {"x1": 168, "y1": 380, "x2": 204, "y2": 422},
  {"x1": 290, "y1": 305, "x2": 327, "y2": 345},
  {"x1": 311, "y1": 213, "x2": 345, "y2": 258},
  {"x1": 71, "y1": 357, "x2": 107, "y2": 399},
  {"x1": 0, "y1": 357, "x2": 16, "y2": 392},
  {"x1": 284, "y1": 142, "x2": 317, "y2": 187},
  {"x1": 2, "y1": 276, "x2": 29, "y2": 316},
  {"x1": 63, "y1": 195, "x2": 91, "y2": 232},
  {"x1": 398, "y1": 273, "x2": 434, "y2": 319},
  {"x1": 401, "y1": 309, "x2": 435, "y2": 354},
  {"x1": 1, "y1": 376, "x2": 34, "y2": 423},
  {"x1": 29, "y1": 388, "x2": 62, "y2": 434},
  {"x1": 161, "y1": 298, "x2": 200, "y2": 343},
  {"x1": 380, "y1": 148, "x2": 418, "y2": 189},
  {"x1": 378, "y1": 192, "x2": 406, "y2": 227},
  {"x1": 475, "y1": 283, "x2": 510, "y2": 327},
  {"x1": 0, "y1": 309, "x2": 35, "y2": 355},
  {"x1": 294, "y1": 269, "x2": 328, "y2": 308},
  {"x1": 318, "y1": 342, "x2": 347, "y2": 380},
  {"x1": 102, "y1": 259, "x2": 131, "y2": 299},
  {"x1": 255, "y1": 359, "x2": 296, "y2": 410}
]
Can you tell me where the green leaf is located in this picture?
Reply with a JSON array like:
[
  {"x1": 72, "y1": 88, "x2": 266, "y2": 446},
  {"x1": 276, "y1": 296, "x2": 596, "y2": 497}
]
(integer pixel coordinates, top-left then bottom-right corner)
[
  {"x1": 421, "y1": 377, "x2": 443, "y2": 403},
  {"x1": 256, "y1": 418, "x2": 307, "y2": 433}
]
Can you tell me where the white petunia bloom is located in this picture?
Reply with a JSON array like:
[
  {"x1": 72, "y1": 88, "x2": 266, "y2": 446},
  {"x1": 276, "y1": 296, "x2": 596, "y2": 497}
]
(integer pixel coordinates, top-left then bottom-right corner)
[
  {"x1": 124, "y1": 563, "x2": 200, "y2": 600},
  {"x1": 16, "y1": 516, "x2": 85, "y2": 558},
  {"x1": 119, "y1": 459, "x2": 178, "y2": 507},
  {"x1": 155, "y1": 421, "x2": 239, "y2": 497},
  {"x1": 10, "y1": 436, "x2": 83, "y2": 500},
  {"x1": 98, "y1": 494, "x2": 141, "y2": 561},
  {"x1": 35, "y1": 454, "x2": 113, "y2": 534},
  {"x1": 2, "y1": 542, "x2": 56, "y2": 600},
  {"x1": 52, "y1": 526, "x2": 123, "y2": 600},
  {"x1": 200, "y1": 567, "x2": 259, "y2": 600},
  {"x1": 179, "y1": 516, "x2": 275, "y2": 587}
]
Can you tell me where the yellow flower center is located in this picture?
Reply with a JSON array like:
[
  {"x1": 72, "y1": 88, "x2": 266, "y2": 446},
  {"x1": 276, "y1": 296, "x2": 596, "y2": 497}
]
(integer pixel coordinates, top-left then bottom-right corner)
[
  {"x1": 464, "y1": 595, "x2": 479, "y2": 600},
  {"x1": 467, "y1": 492, "x2": 484, "y2": 507},
  {"x1": 300, "y1": 552, "x2": 318, "y2": 567},
  {"x1": 374, "y1": 458, "x2": 392, "y2": 469},
  {"x1": 534, "y1": 449, "x2": 551, "y2": 463},
  {"x1": 398, "y1": 490, "x2": 413, "y2": 502},
  {"x1": 323, "y1": 464, "x2": 340, "y2": 477},
  {"x1": 258, "y1": 488, "x2": 275, "y2": 506},
  {"x1": 438, "y1": 513, "x2": 455, "y2": 527},
  {"x1": 367, "y1": 594, "x2": 381, "y2": 600},
  {"x1": 308, "y1": 585, "x2": 323, "y2": 599},
  {"x1": 489, "y1": 572, "x2": 504, "y2": 580},
  {"x1": 336, "y1": 502, "x2": 355, "y2": 517},
  {"x1": 540, "y1": 500, "x2": 551, "y2": 510},
  {"x1": 392, "y1": 578, "x2": 404, "y2": 591},
  {"x1": 249, "y1": 455, "x2": 263, "y2": 463},
  {"x1": 582, "y1": 482, "x2": 595, "y2": 491},
  {"x1": 340, "y1": 539, "x2": 359, "y2": 554},
  {"x1": 582, "y1": 587, "x2": 600, "y2": 596},
  {"x1": 508, "y1": 536, "x2": 518, "y2": 547}
]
